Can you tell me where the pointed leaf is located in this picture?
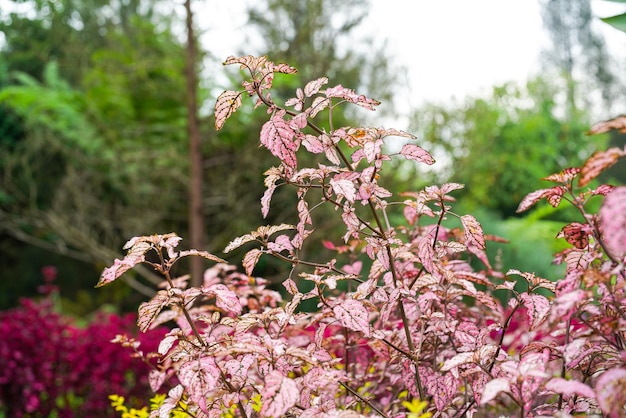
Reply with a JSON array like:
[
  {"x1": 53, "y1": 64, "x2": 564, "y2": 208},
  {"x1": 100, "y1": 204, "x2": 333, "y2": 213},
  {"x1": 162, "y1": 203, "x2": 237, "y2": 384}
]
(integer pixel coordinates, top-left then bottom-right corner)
[
  {"x1": 601, "y1": 13, "x2": 626, "y2": 33},
  {"x1": 214, "y1": 90, "x2": 243, "y2": 130},
  {"x1": 542, "y1": 167, "x2": 580, "y2": 184},
  {"x1": 596, "y1": 368, "x2": 626, "y2": 417},
  {"x1": 579, "y1": 148, "x2": 625, "y2": 187},
  {"x1": 178, "y1": 249, "x2": 226, "y2": 263},
  {"x1": 441, "y1": 352, "x2": 474, "y2": 371},
  {"x1": 588, "y1": 115, "x2": 626, "y2": 135},
  {"x1": 224, "y1": 233, "x2": 257, "y2": 253},
  {"x1": 261, "y1": 371, "x2": 299, "y2": 417},
  {"x1": 330, "y1": 175, "x2": 357, "y2": 203},
  {"x1": 481, "y1": 378, "x2": 510, "y2": 404},
  {"x1": 203, "y1": 283, "x2": 242, "y2": 315},
  {"x1": 599, "y1": 186, "x2": 626, "y2": 257},
  {"x1": 243, "y1": 249, "x2": 263, "y2": 276},
  {"x1": 556, "y1": 222, "x2": 591, "y2": 249},
  {"x1": 138, "y1": 290, "x2": 171, "y2": 332},
  {"x1": 333, "y1": 298, "x2": 371, "y2": 337},
  {"x1": 460, "y1": 214, "x2": 486, "y2": 250},
  {"x1": 304, "y1": 77, "x2": 328, "y2": 97},
  {"x1": 545, "y1": 378, "x2": 595, "y2": 398},
  {"x1": 516, "y1": 186, "x2": 567, "y2": 213},
  {"x1": 520, "y1": 293, "x2": 550, "y2": 330},
  {"x1": 260, "y1": 110, "x2": 299, "y2": 170},
  {"x1": 325, "y1": 85, "x2": 380, "y2": 110},
  {"x1": 400, "y1": 143, "x2": 435, "y2": 165}
]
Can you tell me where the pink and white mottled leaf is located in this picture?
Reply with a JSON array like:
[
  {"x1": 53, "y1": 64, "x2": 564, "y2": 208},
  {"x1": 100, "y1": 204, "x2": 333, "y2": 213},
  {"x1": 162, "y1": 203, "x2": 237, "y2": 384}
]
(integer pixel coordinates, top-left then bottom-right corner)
[
  {"x1": 325, "y1": 85, "x2": 380, "y2": 110},
  {"x1": 224, "y1": 233, "x2": 257, "y2": 253},
  {"x1": 579, "y1": 148, "x2": 625, "y2": 187},
  {"x1": 400, "y1": 143, "x2": 435, "y2": 165},
  {"x1": 243, "y1": 249, "x2": 263, "y2": 276},
  {"x1": 261, "y1": 371, "x2": 299, "y2": 417},
  {"x1": 203, "y1": 283, "x2": 242, "y2": 315},
  {"x1": 330, "y1": 174, "x2": 357, "y2": 203},
  {"x1": 260, "y1": 110, "x2": 299, "y2": 170},
  {"x1": 520, "y1": 293, "x2": 550, "y2": 330},
  {"x1": 587, "y1": 115, "x2": 626, "y2": 135},
  {"x1": 178, "y1": 357, "x2": 220, "y2": 412},
  {"x1": 138, "y1": 290, "x2": 170, "y2": 332},
  {"x1": 304, "y1": 77, "x2": 328, "y2": 97},
  {"x1": 460, "y1": 214, "x2": 486, "y2": 250},
  {"x1": 301, "y1": 134, "x2": 324, "y2": 154},
  {"x1": 441, "y1": 352, "x2": 474, "y2": 371},
  {"x1": 545, "y1": 378, "x2": 595, "y2": 398},
  {"x1": 596, "y1": 368, "x2": 626, "y2": 417},
  {"x1": 481, "y1": 378, "x2": 510, "y2": 404},
  {"x1": 542, "y1": 167, "x2": 580, "y2": 184},
  {"x1": 517, "y1": 186, "x2": 567, "y2": 213},
  {"x1": 178, "y1": 249, "x2": 226, "y2": 264},
  {"x1": 599, "y1": 186, "x2": 626, "y2": 257},
  {"x1": 309, "y1": 96, "x2": 330, "y2": 118},
  {"x1": 214, "y1": 90, "x2": 243, "y2": 130},
  {"x1": 333, "y1": 298, "x2": 371, "y2": 337}
]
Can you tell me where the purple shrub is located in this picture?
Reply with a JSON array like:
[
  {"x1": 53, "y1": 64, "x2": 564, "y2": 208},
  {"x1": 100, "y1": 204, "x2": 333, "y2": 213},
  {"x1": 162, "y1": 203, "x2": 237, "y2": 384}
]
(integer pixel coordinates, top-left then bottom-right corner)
[
  {"x1": 0, "y1": 289, "x2": 166, "y2": 417},
  {"x1": 96, "y1": 58, "x2": 626, "y2": 417}
]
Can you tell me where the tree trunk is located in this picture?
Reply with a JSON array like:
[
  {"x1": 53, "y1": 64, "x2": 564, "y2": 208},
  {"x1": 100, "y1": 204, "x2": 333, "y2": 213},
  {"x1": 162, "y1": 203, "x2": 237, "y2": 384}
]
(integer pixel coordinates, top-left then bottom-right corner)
[{"x1": 185, "y1": 0, "x2": 204, "y2": 287}]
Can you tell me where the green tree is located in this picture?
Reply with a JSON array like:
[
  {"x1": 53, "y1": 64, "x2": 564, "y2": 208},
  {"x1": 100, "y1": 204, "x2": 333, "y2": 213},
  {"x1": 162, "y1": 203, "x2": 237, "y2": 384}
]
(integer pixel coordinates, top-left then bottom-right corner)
[
  {"x1": 540, "y1": 0, "x2": 619, "y2": 114},
  {"x1": 410, "y1": 77, "x2": 594, "y2": 217},
  {"x1": 0, "y1": 6, "x2": 190, "y2": 307}
]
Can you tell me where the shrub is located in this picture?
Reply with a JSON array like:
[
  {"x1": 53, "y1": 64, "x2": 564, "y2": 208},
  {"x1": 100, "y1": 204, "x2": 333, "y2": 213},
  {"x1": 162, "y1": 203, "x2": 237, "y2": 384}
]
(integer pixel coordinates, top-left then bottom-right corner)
[
  {"x1": 0, "y1": 269, "x2": 166, "y2": 418},
  {"x1": 98, "y1": 56, "x2": 626, "y2": 417}
]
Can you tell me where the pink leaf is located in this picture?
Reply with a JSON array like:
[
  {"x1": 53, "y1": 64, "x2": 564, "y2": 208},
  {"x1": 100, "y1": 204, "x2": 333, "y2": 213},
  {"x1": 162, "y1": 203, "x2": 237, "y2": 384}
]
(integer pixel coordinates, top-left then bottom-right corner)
[
  {"x1": 542, "y1": 167, "x2": 580, "y2": 184},
  {"x1": 481, "y1": 378, "x2": 510, "y2": 404},
  {"x1": 330, "y1": 174, "x2": 357, "y2": 203},
  {"x1": 545, "y1": 378, "x2": 595, "y2": 398},
  {"x1": 520, "y1": 293, "x2": 550, "y2": 330},
  {"x1": 579, "y1": 148, "x2": 625, "y2": 187},
  {"x1": 137, "y1": 290, "x2": 170, "y2": 332},
  {"x1": 400, "y1": 143, "x2": 435, "y2": 165},
  {"x1": 599, "y1": 186, "x2": 626, "y2": 258},
  {"x1": 587, "y1": 115, "x2": 626, "y2": 135},
  {"x1": 243, "y1": 249, "x2": 263, "y2": 276},
  {"x1": 516, "y1": 186, "x2": 567, "y2": 213},
  {"x1": 556, "y1": 222, "x2": 591, "y2": 249},
  {"x1": 304, "y1": 77, "x2": 328, "y2": 97},
  {"x1": 261, "y1": 371, "x2": 299, "y2": 417},
  {"x1": 261, "y1": 185, "x2": 276, "y2": 218},
  {"x1": 224, "y1": 232, "x2": 257, "y2": 253},
  {"x1": 214, "y1": 90, "x2": 243, "y2": 130},
  {"x1": 178, "y1": 249, "x2": 226, "y2": 263},
  {"x1": 178, "y1": 357, "x2": 220, "y2": 412},
  {"x1": 203, "y1": 283, "x2": 242, "y2": 315},
  {"x1": 260, "y1": 110, "x2": 299, "y2": 170},
  {"x1": 460, "y1": 214, "x2": 486, "y2": 250},
  {"x1": 301, "y1": 134, "x2": 324, "y2": 154},
  {"x1": 441, "y1": 352, "x2": 474, "y2": 371},
  {"x1": 596, "y1": 368, "x2": 626, "y2": 417},
  {"x1": 325, "y1": 85, "x2": 380, "y2": 110},
  {"x1": 333, "y1": 298, "x2": 371, "y2": 337}
]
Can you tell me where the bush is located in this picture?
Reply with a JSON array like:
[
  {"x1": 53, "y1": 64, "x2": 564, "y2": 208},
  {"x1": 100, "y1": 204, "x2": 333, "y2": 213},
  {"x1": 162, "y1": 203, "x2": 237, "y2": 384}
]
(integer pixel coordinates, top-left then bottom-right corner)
[
  {"x1": 0, "y1": 273, "x2": 167, "y2": 418},
  {"x1": 98, "y1": 57, "x2": 626, "y2": 417}
]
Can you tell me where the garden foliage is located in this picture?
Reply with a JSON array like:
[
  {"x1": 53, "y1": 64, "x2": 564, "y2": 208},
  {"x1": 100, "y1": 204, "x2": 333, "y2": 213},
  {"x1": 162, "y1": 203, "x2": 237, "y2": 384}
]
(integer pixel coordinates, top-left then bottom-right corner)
[
  {"x1": 99, "y1": 56, "x2": 626, "y2": 417},
  {"x1": 0, "y1": 268, "x2": 166, "y2": 417}
]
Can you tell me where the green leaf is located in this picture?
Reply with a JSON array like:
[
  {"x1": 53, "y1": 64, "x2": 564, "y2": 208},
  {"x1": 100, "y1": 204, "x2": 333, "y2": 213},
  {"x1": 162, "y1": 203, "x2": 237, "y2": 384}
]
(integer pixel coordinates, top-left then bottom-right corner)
[{"x1": 602, "y1": 13, "x2": 626, "y2": 32}]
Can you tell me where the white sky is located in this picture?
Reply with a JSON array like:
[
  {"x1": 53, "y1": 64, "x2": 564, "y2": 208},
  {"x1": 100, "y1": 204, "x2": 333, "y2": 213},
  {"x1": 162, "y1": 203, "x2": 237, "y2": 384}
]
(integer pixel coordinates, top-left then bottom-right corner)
[{"x1": 199, "y1": 0, "x2": 626, "y2": 112}]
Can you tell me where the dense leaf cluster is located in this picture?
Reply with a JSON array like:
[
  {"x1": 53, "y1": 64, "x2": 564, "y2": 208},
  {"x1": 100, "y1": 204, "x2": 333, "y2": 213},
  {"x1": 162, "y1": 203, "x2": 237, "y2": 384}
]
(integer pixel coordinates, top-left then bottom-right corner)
[
  {"x1": 0, "y1": 291, "x2": 167, "y2": 417},
  {"x1": 99, "y1": 57, "x2": 626, "y2": 417}
]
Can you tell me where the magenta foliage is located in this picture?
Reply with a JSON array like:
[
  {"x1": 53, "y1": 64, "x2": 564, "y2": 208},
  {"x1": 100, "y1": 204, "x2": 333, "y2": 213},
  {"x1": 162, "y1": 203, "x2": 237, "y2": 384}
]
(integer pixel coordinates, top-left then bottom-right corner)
[
  {"x1": 0, "y1": 294, "x2": 166, "y2": 417},
  {"x1": 98, "y1": 57, "x2": 626, "y2": 417}
]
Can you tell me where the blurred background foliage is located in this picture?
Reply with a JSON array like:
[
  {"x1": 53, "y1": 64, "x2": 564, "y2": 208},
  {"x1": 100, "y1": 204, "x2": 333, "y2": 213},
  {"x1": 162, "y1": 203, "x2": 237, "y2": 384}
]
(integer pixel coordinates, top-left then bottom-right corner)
[{"x1": 0, "y1": 0, "x2": 624, "y2": 314}]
